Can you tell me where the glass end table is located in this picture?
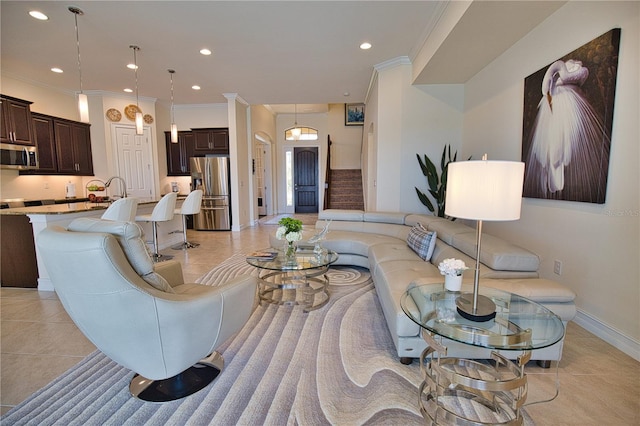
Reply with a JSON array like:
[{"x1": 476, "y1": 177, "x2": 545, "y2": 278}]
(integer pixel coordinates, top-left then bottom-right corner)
[
  {"x1": 247, "y1": 249, "x2": 338, "y2": 312},
  {"x1": 401, "y1": 283, "x2": 565, "y2": 425}
]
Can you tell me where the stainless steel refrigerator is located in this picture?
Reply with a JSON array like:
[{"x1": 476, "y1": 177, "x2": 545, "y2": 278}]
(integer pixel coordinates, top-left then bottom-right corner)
[{"x1": 190, "y1": 156, "x2": 231, "y2": 230}]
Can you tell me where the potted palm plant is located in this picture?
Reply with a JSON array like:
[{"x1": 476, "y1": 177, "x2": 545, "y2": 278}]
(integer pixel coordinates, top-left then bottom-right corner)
[{"x1": 415, "y1": 144, "x2": 468, "y2": 219}]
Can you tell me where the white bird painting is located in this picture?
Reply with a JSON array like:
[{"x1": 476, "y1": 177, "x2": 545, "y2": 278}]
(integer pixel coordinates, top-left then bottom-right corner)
[{"x1": 522, "y1": 29, "x2": 620, "y2": 204}]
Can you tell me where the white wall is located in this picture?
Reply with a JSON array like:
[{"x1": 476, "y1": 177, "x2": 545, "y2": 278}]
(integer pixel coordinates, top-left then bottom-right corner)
[
  {"x1": 327, "y1": 103, "x2": 363, "y2": 169},
  {"x1": 369, "y1": 60, "x2": 464, "y2": 213},
  {"x1": 363, "y1": 75, "x2": 379, "y2": 211},
  {"x1": 462, "y1": 1, "x2": 640, "y2": 352},
  {"x1": 226, "y1": 95, "x2": 251, "y2": 231},
  {"x1": 174, "y1": 104, "x2": 228, "y2": 129}
]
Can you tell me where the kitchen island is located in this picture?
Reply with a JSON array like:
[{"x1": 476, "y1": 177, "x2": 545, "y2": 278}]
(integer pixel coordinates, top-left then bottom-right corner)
[{"x1": 0, "y1": 198, "x2": 185, "y2": 291}]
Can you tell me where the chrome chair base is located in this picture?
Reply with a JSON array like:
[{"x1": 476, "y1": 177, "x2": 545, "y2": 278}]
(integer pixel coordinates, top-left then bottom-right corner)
[
  {"x1": 151, "y1": 253, "x2": 174, "y2": 263},
  {"x1": 172, "y1": 241, "x2": 200, "y2": 250},
  {"x1": 130, "y1": 352, "x2": 224, "y2": 402}
]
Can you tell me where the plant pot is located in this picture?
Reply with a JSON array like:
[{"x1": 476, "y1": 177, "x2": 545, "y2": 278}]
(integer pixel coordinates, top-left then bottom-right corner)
[{"x1": 444, "y1": 274, "x2": 463, "y2": 292}]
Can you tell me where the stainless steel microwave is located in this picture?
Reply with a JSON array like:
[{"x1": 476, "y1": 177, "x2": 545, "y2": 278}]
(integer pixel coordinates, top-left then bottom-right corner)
[{"x1": 0, "y1": 143, "x2": 39, "y2": 170}]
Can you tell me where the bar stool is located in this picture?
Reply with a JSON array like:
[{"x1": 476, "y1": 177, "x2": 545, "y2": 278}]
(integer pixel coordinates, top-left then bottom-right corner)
[
  {"x1": 135, "y1": 192, "x2": 177, "y2": 262},
  {"x1": 101, "y1": 197, "x2": 138, "y2": 222},
  {"x1": 172, "y1": 189, "x2": 203, "y2": 250}
]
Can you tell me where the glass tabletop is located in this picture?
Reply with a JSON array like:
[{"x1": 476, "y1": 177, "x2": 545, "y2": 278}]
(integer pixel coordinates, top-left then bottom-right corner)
[
  {"x1": 246, "y1": 249, "x2": 339, "y2": 271},
  {"x1": 401, "y1": 283, "x2": 565, "y2": 351}
]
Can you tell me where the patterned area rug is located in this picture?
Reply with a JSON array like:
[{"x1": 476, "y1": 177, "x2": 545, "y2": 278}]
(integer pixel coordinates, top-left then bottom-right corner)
[{"x1": 2, "y1": 254, "x2": 534, "y2": 425}]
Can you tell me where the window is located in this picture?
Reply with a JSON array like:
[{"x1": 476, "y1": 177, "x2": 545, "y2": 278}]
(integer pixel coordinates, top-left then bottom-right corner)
[
  {"x1": 285, "y1": 150, "x2": 293, "y2": 207},
  {"x1": 285, "y1": 126, "x2": 318, "y2": 141}
]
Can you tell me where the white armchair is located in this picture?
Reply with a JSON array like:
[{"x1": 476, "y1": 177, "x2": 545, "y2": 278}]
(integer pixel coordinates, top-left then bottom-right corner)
[{"x1": 36, "y1": 217, "x2": 257, "y2": 402}]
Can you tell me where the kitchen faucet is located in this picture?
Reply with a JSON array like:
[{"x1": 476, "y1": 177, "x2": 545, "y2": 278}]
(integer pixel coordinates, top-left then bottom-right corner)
[{"x1": 105, "y1": 176, "x2": 128, "y2": 198}]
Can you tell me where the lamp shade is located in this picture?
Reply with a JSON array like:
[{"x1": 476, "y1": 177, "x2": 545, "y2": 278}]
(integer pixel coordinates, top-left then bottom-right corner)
[
  {"x1": 77, "y1": 93, "x2": 89, "y2": 123},
  {"x1": 170, "y1": 123, "x2": 178, "y2": 143},
  {"x1": 135, "y1": 112, "x2": 144, "y2": 135},
  {"x1": 445, "y1": 160, "x2": 524, "y2": 221}
]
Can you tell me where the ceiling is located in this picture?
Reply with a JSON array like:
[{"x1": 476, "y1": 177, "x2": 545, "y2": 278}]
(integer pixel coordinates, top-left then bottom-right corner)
[
  {"x1": 1, "y1": 1, "x2": 442, "y2": 109},
  {"x1": 1, "y1": 1, "x2": 566, "y2": 113}
]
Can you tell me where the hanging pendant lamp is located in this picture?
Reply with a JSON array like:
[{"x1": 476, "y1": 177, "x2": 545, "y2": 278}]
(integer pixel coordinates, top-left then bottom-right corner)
[
  {"x1": 130, "y1": 45, "x2": 143, "y2": 135},
  {"x1": 69, "y1": 6, "x2": 89, "y2": 123},
  {"x1": 168, "y1": 69, "x2": 178, "y2": 143},
  {"x1": 291, "y1": 104, "x2": 301, "y2": 140}
]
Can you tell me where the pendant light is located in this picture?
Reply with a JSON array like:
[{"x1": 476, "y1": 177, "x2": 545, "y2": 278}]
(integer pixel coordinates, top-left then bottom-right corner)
[
  {"x1": 130, "y1": 45, "x2": 143, "y2": 135},
  {"x1": 69, "y1": 6, "x2": 89, "y2": 123},
  {"x1": 168, "y1": 69, "x2": 178, "y2": 143},
  {"x1": 291, "y1": 104, "x2": 301, "y2": 140}
]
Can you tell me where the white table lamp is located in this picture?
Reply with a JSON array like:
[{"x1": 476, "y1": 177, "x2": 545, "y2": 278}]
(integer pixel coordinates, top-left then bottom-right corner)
[{"x1": 445, "y1": 155, "x2": 525, "y2": 321}]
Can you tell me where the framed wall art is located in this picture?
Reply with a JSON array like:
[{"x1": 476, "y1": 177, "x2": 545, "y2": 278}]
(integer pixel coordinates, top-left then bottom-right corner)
[
  {"x1": 521, "y1": 28, "x2": 621, "y2": 204},
  {"x1": 345, "y1": 103, "x2": 365, "y2": 126}
]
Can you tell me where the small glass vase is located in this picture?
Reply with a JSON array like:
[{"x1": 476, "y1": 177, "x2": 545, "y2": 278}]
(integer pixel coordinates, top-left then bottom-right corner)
[{"x1": 284, "y1": 240, "x2": 298, "y2": 265}]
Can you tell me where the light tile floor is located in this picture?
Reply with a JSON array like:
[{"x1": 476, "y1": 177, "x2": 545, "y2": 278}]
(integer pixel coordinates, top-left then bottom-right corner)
[{"x1": 1, "y1": 216, "x2": 639, "y2": 424}]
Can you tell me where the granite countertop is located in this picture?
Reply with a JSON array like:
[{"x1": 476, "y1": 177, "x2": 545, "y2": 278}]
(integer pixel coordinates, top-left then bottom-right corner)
[{"x1": 0, "y1": 197, "x2": 172, "y2": 216}]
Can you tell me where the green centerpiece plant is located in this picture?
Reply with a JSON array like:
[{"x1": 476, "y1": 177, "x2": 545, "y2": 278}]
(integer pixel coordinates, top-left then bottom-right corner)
[
  {"x1": 415, "y1": 144, "x2": 469, "y2": 219},
  {"x1": 276, "y1": 217, "x2": 303, "y2": 259}
]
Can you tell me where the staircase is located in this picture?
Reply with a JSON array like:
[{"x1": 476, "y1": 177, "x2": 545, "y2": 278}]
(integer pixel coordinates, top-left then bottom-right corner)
[{"x1": 327, "y1": 169, "x2": 364, "y2": 210}]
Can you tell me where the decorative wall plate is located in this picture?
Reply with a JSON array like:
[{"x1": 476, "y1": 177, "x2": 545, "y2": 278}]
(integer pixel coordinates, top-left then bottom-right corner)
[
  {"x1": 105, "y1": 108, "x2": 122, "y2": 122},
  {"x1": 124, "y1": 104, "x2": 142, "y2": 121},
  {"x1": 143, "y1": 114, "x2": 154, "y2": 124}
]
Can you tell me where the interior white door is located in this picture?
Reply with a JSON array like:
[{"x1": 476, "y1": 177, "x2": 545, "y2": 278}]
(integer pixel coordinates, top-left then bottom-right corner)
[{"x1": 113, "y1": 125, "x2": 156, "y2": 199}]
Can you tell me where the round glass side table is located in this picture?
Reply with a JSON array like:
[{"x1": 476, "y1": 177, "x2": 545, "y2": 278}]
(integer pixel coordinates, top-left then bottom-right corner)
[{"x1": 401, "y1": 283, "x2": 565, "y2": 425}]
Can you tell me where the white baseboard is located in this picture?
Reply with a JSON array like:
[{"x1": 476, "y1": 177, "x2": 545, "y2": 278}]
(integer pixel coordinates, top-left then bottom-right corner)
[{"x1": 573, "y1": 309, "x2": 640, "y2": 362}]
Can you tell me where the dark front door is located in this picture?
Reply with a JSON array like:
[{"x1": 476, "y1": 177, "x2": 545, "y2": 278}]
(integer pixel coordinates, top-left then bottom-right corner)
[{"x1": 294, "y1": 147, "x2": 318, "y2": 213}]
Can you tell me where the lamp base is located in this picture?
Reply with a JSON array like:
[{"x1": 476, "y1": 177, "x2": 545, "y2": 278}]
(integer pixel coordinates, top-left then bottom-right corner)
[{"x1": 456, "y1": 293, "x2": 496, "y2": 322}]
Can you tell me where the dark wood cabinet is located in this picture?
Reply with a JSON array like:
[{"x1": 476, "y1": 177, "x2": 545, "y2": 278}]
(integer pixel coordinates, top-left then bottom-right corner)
[
  {"x1": 0, "y1": 95, "x2": 35, "y2": 146},
  {"x1": 0, "y1": 215, "x2": 38, "y2": 288},
  {"x1": 166, "y1": 128, "x2": 228, "y2": 176},
  {"x1": 55, "y1": 119, "x2": 93, "y2": 175},
  {"x1": 21, "y1": 113, "x2": 93, "y2": 176},
  {"x1": 30, "y1": 113, "x2": 58, "y2": 173},
  {"x1": 166, "y1": 131, "x2": 195, "y2": 176},
  {"x1": 193, "y1": 128, "x2": 229, "y2": 154}
]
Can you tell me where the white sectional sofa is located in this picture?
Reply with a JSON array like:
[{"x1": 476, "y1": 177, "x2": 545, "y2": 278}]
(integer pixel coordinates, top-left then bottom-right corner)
[{"x1": 273, "y1": 209, "x2": 576, "y2": 366}]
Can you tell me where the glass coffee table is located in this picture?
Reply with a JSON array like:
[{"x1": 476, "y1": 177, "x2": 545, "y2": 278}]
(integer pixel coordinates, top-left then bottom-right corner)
[
  {"x1": 247, "y1": 249, "x2": 338, "y2": 312},
  {"x1": 401, "y1": 283, "x2": 565, "y2": 425}
]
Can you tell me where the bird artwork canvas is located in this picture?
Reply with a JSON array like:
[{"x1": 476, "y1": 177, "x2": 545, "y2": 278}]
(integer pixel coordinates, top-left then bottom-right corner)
[{"x1": 521, "y1": 28, "x2": 621, "y2": 204}]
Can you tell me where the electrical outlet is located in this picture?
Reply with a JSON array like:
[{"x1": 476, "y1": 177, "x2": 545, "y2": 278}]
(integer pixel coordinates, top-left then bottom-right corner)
[
  {"x1": 553, "y1": 260, "x2": 563, "y2": 275},
  {"x1": 43, "y1": 181, "x2": 49, "y2": 189}
]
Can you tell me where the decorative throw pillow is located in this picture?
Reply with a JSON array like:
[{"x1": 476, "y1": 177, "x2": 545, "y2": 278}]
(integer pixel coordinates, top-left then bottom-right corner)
[
  {"x1": 406, "y1": 222, "x2": 437, "y2": 261},
  {"x1": 67, "y1": 218, "x2": 175, "y2": 293}
]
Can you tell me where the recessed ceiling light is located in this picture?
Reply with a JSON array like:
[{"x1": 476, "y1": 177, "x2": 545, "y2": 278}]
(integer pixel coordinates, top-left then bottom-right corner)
[
  {"x1": 343, "y1": 92, "x2": 350, "y2": 97},
  {"x1": 51, "y1": 67, "x2": 63, "y2": 73},
  {"x1": 200, "y1": 48, "x2": 212, "y2": 56},
  {"x1": 29, "y1": 10, "x2": 49, "y2": 21},
  {"x1": 127, "y1": 63, "x2": 138, "y2": 70},
  {"x1": 124, "y1": 88, "x2": 133, "y2": 93},
  {"x1": 360, "y1": 42, "x2": 372, "y2": 50},
  {"x1": 192, "y1": 85, "x2": 201, "y2": 90}
]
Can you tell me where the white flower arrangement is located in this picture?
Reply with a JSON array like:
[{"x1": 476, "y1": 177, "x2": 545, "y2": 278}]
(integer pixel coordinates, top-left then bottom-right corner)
[
  {"x1": 438, "y1": 258, "x2": 469, "y2": 277},
  {"x1": 276, "y1": 226, "x2": 302, "y2": 242},
  {"x1": 276, "y1": 217, "x2": 303, "y2": 242}
]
